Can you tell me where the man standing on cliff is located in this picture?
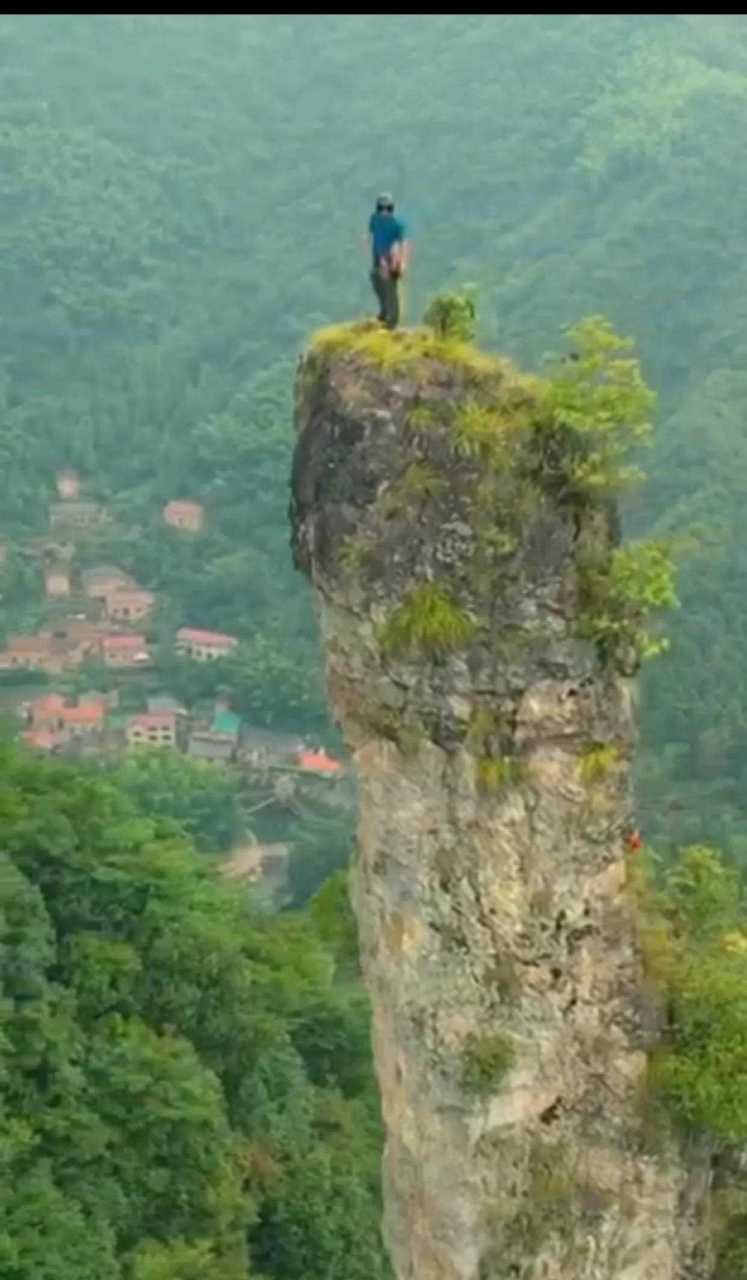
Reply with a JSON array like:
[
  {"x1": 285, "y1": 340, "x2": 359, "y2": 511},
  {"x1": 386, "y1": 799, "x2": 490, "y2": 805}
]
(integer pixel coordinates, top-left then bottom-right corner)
[{"x1": 367, "y1": 194, "x2": 410, "y2": 330}]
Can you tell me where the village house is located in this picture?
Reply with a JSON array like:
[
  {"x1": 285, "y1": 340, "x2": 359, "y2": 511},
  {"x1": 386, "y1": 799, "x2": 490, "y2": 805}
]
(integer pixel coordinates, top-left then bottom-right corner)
[
  {"x1": 163, "y1": 500, "x2": 204, "y2": 533},
  {"x1": 52, "y1": 618, "x2": 105, "y2": 643},
  {"x1": 45, "y1": 621, "x2": 105, "y2": 668},
  {"x1": 81, "y1": 565, "x2": 136, "y2": 600},
  {"x1": 186, "y1": 703, "x2": 242, "y2": 763},
  {"x1": 126, "y1": 711, "x2": 177, "y2": 749},
  {"x1": 28, "y1": 693, "x2": 67, "y2": 728},
  {"x1": 102, "y1": 633, "x2": 151, "y2": 668},
  {"x1": 0, "y1": 619, "x2": 113, "y2": 676},
  {"x1": 104, "y1": 589, "x2": 155, "y2": 624},
  {"x1": 0, "y1": 635, "x2": 66, "y2": 675},
  {"x1": 187, "y1": 729, "x2": 236, "y2": 762},
  {"x1": 56, "y1": 468, "x2": 80, "y2": 500},
  {"x1": 44, "y1": 564, "x2": 71, "y2": 598},
  {"x1": 147, "y1": 693, "x2": 187, "y2": 717},
  {"x1": 176, "y1": 627, "x2": 239, "y2": 662},
  {"x1": 212, "y1": 707, "x2": 241, "y2": 739},
  {"x1": 25, "y1": 694, "x2": 106, "y2": 746},
  {"x1": 49, "y1": 500, "x2": 104, "y2": 531},
  {"x1": 61, "y1": 700, "x2": 106, "y2": 738}
]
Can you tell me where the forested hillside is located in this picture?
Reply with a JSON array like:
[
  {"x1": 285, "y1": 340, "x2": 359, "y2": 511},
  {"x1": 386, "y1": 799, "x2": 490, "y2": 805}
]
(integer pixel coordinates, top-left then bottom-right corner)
[
  {"x1": 2, "y1": 13, "x2": 747, "y2": 1275},
  {"x1": 0, "y1": 746, "x2": 385, "y2": 1279},
  {"x1": 1, "y1": 13, "x2": 746, "y2": 854}
]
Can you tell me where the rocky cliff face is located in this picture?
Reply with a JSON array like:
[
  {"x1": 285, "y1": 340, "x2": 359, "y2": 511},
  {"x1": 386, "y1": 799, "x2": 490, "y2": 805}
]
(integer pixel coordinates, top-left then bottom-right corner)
[{"x1": 290, "y1": 326, "x2": 708, "y2": 1280}]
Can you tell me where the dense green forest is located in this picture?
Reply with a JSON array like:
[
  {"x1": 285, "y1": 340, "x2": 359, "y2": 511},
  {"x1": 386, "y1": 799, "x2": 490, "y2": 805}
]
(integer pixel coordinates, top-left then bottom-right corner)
[
  {"x1": 0, "y1": 746, "x2": 385, "y2": 1279},
  {"x1": 2, "y1": 11, "x2": 747, "y2": 1275}
]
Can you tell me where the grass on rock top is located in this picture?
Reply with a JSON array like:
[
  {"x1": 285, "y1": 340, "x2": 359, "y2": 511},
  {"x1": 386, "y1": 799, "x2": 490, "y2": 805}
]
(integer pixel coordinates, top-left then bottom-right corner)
[{"x1": 310, "y1": 319, "x2": 528, "y2": 387}]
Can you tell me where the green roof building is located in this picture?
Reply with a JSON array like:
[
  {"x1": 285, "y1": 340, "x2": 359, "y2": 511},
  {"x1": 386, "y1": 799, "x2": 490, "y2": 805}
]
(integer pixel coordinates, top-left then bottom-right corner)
[{"x1": 211, "y1": 708, "x2": 241, "y2": 738}]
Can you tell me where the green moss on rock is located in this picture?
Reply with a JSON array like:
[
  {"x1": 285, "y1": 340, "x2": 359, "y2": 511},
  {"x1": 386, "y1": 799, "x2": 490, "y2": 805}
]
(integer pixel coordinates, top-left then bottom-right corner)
[
  {"x1": 579, "y1": 743, "x2": 620, "y2": 783},
  {"x1": 461, "y1": 1031, "x2": 516, "y2": 1092},
  {"x1": 476, "y1": 754, "x2": 526, "y2": 793}
]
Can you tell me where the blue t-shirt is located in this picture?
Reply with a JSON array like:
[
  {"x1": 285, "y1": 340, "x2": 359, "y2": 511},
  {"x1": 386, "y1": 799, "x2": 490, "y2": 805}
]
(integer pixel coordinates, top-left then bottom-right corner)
[{"x1": 369, "y1": 211, "x2": 407, "y2": 264}]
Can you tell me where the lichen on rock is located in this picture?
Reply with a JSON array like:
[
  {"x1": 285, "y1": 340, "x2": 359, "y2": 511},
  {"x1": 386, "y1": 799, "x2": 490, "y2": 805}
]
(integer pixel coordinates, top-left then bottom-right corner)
[{"x1": 290, "y1": 318, "x2": 697, "y2": 1280}]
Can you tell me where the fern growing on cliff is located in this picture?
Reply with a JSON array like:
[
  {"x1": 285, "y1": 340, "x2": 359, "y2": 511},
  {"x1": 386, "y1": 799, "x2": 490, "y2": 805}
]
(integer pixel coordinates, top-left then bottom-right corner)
[
  {"x1": 405, "y1": 405, "x2": 438, "y2": 434},
  {"x1": 377, "y1": 462, "x2": 446, "y2": 517}
]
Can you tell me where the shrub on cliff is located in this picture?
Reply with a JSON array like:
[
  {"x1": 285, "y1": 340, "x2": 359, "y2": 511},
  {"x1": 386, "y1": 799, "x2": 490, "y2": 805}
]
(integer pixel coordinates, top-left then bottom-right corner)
[
  {"x1": 424, "y1": 290, "x2": 477, "y2": 343},
  {"x1": 539, "y1": 315, "x2": 656, "y2": 495},
  {"x1": 635, "y1": 845, "x2": 747, "y2": 1143},
  {"x1": 462, "y1": 1031, "x2": 516, "y2": 1092}
]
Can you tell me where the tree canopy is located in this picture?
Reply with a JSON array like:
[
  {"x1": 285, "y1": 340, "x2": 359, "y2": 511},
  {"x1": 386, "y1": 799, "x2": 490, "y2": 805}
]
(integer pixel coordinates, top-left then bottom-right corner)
[{"x1": 0, "y1": 745, "x2": 386, "y2": 1280}]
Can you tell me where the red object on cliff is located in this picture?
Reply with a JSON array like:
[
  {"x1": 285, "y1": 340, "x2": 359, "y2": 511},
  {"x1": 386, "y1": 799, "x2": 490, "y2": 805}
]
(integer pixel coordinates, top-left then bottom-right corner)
[{"x1": 626, "y1": 830, "x2": 643, "y2": 854}]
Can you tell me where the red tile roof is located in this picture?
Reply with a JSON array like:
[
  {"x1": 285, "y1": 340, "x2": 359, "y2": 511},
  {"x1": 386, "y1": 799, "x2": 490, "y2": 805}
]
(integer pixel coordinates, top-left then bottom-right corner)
[
  {"x1": 298, "y1": 749, "x2": 343, "y2": 774},
  {"x1": 127, "y1": 712, "x2": 177, "y2": 730},
  {"x1": 176, "y1": 627, "x2": 238, "y2": 647},
  {"x1": 62, "y1": 703, "x2": 104, "y2": 727},
  {"x1": 30, "y1": 694, "x2": 67, "y2": 717},
  {"x1": 165, "y1": 500, "x2": 203, "y2": 517},
  {"x1": 103, "y1": 633, "x2": 147, "y2": 650}
]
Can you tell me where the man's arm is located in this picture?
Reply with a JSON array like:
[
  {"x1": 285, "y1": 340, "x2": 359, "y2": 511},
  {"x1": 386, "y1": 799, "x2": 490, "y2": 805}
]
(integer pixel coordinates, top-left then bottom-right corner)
[
  {"x1": 391, "y1": 217, "x2": 410, "y2": 275},
  {"x1": 390, "y1": 234, "x2": 410, "y2": 277}
]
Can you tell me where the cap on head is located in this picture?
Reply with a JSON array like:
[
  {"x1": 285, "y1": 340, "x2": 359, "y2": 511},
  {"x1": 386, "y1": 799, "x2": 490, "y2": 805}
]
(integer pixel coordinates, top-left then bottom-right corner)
[{"x1": 376, "y1": 192, "x2": 394, "y2": 210}]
